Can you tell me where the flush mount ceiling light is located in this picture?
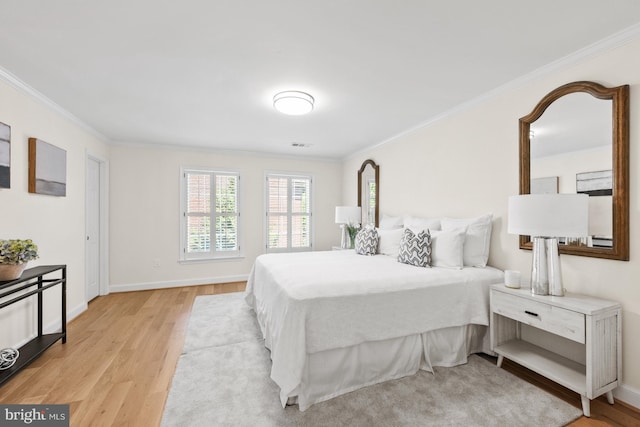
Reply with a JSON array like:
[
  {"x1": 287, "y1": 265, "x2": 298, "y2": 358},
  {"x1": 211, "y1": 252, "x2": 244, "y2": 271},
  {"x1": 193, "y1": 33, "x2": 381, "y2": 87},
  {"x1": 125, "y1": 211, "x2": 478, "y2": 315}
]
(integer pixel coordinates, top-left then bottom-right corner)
[{"x1": 273, "y1": 91, "x2": 314, "y2": 115}]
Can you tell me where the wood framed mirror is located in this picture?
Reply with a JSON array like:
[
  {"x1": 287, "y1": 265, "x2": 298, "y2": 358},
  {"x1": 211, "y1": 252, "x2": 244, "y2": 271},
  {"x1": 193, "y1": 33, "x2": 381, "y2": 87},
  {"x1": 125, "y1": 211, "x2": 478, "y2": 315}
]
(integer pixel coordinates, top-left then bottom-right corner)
[
  {"x1": 519, "y1": 81, "x2": 629, "y2": 260},
  {"x1": 358, "y1": 159, "x2": 379, "y2": 228}
]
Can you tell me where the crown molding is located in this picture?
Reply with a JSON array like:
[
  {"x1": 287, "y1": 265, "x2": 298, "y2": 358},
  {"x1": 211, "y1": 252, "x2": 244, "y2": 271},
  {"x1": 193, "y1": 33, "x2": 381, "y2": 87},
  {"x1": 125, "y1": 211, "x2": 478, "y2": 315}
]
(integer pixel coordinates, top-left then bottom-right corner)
[
  {"x1": 0, "y1": 65, "x2": 110, "y2": 143},
  {"x1": 345, "y1": 22, "x2": 640, "y2": 161}
]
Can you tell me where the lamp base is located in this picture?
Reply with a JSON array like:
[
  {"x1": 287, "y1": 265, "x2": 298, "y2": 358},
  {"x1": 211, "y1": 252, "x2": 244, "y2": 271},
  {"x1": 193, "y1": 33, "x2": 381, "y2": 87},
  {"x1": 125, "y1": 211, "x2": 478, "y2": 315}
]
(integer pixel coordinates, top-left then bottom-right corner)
[
  {"x1": 547, "y1": 238, "x2": 564, "y2": 296},
  {"x1": 531, "y1": 237, "x2": 549, "y2": 296},
  {"x1": 340, "y1": 225, "x2": 350, "y2": 249},
  {"x1": 530, "y1": 237, "x2": 564, "y2": 297}
]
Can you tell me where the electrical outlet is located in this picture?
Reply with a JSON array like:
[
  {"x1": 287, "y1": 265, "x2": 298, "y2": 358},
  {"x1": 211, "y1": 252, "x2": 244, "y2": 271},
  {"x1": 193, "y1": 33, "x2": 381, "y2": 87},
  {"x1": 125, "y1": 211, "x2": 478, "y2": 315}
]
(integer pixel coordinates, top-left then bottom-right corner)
[{"x1": 153, "y1": 258, "x2": 160, "y2": 268}]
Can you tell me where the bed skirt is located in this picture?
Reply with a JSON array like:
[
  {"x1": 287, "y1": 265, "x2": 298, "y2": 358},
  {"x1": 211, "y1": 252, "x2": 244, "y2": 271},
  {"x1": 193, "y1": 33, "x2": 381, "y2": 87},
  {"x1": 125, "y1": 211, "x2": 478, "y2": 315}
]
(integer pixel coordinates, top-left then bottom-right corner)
[{"x1": 288, "y1": 324, "x2": 492, "y2": 411}]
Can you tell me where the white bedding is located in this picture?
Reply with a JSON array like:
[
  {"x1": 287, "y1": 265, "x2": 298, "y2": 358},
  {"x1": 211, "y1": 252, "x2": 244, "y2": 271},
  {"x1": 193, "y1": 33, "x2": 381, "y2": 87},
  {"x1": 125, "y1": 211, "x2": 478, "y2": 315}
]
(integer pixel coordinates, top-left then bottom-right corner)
[{"x1": 244, "y1": 250, "x2": 504, "y2": 408}]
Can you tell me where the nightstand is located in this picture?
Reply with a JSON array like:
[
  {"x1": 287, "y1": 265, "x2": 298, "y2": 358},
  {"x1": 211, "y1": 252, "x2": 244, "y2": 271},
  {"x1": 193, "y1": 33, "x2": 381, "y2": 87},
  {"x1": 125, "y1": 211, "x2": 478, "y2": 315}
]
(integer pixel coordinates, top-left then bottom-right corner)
[{"x1": 490, "y1": 285, "x2": 621, "y2": 417}]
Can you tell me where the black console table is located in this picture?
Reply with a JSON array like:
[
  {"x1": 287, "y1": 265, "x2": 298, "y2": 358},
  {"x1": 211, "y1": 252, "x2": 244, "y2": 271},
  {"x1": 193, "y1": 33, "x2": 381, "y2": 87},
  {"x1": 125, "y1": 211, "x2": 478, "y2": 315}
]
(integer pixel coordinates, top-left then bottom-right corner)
[{"x1": 0, "y1": 265, "x2": 66, "y2": 386}]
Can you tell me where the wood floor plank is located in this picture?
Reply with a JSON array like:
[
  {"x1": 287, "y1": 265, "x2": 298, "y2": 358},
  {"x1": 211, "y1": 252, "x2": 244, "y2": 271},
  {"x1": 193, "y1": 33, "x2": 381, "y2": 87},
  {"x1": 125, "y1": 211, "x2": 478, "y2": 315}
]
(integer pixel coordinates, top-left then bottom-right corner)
[
  {"x1": 78, "y1": 381, "x2": 134, "y2": 427},
  {"x1": 0, "y1": 283, "x2": 638, "y2": 426}
]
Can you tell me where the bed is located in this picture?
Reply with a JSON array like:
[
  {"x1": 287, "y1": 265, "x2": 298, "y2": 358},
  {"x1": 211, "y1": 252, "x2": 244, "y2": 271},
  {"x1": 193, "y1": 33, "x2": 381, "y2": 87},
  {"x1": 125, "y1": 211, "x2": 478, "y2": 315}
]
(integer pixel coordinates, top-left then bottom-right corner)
[{"x1": 244, "y1": 249, "x2": 504, "y2": 410}]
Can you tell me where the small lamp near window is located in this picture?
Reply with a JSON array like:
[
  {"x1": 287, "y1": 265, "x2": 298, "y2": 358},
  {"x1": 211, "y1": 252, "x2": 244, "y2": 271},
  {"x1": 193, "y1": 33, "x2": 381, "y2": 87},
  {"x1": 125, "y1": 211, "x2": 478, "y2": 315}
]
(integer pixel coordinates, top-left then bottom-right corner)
[
  {"x1": 335, "y1": 206, "x2": 361, "y2": 249},
  {"x1": 508, "y1": 194, "x2": 589, "y2": 296}
]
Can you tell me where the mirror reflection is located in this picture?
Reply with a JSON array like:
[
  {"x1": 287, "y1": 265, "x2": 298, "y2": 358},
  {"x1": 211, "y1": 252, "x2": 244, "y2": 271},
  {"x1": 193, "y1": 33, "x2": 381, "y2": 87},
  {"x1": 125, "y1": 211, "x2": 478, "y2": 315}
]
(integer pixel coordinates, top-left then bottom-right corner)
[
  {"x1": 530, "y1": 92, "x2": 613, "y2": 248},
  {"x1": 358, "y1": 159, "x2": 379, "y2": 228}
]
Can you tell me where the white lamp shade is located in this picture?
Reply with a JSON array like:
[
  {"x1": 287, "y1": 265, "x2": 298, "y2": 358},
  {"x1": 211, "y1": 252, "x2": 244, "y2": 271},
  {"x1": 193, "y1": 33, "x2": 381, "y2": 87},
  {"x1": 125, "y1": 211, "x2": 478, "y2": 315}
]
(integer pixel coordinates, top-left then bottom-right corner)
[
  {"x1": 508, "y1": 194, "x2": 589, "y2": 238},
  {"x1": 273, "y1": 91, "x2": 314, "y2": 115},
  {"x1": 335, "y1": 206, "x2": 362, "y2": 224}
]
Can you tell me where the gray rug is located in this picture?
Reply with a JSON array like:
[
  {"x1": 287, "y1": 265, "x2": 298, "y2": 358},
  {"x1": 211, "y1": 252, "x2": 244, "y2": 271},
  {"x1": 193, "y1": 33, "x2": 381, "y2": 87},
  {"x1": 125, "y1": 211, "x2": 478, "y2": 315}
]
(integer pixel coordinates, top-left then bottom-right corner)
[{"x1": 162, "y1": 292, "x2": 582, "y2": 427}]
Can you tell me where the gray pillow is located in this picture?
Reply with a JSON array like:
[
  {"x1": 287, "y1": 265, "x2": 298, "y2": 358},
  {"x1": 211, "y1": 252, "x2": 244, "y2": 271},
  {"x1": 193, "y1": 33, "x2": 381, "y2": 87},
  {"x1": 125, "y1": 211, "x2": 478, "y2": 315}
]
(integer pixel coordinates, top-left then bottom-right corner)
[
  {"x1": 355, "y1": 227, "x2": 379, "y2": 255},
  {"x1": 397, "y1": 228, "x2": 431, "y2": 267}
]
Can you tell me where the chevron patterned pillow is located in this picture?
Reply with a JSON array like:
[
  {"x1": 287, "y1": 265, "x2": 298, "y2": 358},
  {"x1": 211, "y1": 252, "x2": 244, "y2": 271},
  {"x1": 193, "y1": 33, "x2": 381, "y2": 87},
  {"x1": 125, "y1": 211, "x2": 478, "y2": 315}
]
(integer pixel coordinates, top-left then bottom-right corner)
[
  {"x1": 397, "y1": 228, "x2": 431, "y2": 267},
  {"x1": 355, "y1": 227, "x2": 379, "y2": 255}
]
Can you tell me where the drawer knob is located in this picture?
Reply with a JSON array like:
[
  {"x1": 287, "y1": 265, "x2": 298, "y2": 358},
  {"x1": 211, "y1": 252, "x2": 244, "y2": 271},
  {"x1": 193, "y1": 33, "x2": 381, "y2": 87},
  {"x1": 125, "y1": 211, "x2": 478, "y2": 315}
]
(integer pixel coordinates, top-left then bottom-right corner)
[{"x1": 525, "y1": 310, "x2": 539, "y2": 317}]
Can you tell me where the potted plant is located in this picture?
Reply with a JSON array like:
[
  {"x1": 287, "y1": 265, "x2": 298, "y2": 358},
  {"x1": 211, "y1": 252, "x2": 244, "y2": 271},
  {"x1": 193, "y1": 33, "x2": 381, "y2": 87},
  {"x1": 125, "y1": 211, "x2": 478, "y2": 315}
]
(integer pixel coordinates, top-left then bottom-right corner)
[{"x1": 0, "y1": 239, "x2": 39, "y2": 281}]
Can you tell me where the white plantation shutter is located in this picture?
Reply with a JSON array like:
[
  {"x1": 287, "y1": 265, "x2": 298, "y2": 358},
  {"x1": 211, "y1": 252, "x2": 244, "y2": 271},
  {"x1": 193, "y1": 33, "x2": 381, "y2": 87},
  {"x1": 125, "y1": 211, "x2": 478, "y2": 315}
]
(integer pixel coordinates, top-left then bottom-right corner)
[
  {"x1": 291, "y1": 177, "x2": 311, "y2": 248},
  {"x1": 187, "y1": 173, "x2": 211, "y2": 253},
  {"x1": 181, "y1": 169, "x2": 240, "y2": 260},
  {"x1": 266, "y1": 174, "x2": 312, "y2": 252},
  {"x1": 267, "y1": 176, "x2": 289, "y2": 249},
  {"x1": 215, "y1": 174, "x2": 239, "y2": 251}
]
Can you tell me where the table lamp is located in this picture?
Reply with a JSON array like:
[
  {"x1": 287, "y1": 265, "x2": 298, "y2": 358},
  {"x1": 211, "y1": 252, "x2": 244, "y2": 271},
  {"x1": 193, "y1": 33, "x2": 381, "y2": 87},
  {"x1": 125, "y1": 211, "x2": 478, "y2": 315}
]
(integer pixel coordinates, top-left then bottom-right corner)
[{"x1": 508, "y1": 194, "x2": 588, "y2": 296}]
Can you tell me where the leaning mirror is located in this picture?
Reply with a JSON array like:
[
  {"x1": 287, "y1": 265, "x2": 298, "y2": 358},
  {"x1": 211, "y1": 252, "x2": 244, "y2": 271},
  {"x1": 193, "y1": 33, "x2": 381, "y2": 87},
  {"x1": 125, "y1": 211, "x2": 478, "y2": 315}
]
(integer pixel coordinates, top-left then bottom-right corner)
[
  {"x1": 519, "y1": 81, "x2": 629, "y2": 260},
  {"x1": 358, "y1": 159, "x2": 379, "y2": 228}
]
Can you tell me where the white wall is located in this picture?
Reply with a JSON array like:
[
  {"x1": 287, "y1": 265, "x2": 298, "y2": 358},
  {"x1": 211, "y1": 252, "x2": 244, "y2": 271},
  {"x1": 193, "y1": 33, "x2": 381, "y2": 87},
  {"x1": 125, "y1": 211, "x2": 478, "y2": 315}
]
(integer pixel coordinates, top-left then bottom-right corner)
[
  {"x1": 109, "y1": 144, "x2": 343, "y2": 291},
  {"x1": 0, "y1": 77, "x2": 110, "y2": 349},
  {"x1": 343, "y1": 39, "x2": 640, "y2": 404}
]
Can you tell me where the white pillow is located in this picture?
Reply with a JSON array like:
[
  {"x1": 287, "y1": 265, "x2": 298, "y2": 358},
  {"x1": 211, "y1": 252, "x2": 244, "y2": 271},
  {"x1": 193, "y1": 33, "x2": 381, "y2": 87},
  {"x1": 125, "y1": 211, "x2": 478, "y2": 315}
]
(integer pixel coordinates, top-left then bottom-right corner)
[
  {"x1": 430, "y1": 228, "x2": 466, "y2": 269},
  {"x1": 404, "y1": 216, "x2": 441, "y2": 233},
  {"x1": 379, "y1": 214, "x2": 404, "y2": 229},
  {"x1": 441, "y1": 214, "x2": 493, "y2": 268},
  {"x1": 376, "y1": 227, "x2": 405, "y2": 257}
]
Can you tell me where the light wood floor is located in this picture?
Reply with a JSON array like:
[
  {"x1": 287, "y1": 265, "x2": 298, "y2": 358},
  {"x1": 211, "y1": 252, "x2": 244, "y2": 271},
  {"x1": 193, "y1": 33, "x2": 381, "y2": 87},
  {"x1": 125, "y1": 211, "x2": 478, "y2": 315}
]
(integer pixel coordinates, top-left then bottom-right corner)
[{"x1": 1, "y1": 283, "x2": 638, "y2": 426}]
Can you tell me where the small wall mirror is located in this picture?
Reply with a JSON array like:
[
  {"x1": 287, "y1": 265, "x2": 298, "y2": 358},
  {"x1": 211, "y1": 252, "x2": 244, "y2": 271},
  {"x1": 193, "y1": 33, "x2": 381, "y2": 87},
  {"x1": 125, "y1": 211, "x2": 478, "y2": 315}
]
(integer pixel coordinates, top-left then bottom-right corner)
[
  {"x1": 358, "y1": 159, "x2": 379, "y2": 227},
  {"x1": 519, "y1": 81, "x2": 629, "y2": 260}
]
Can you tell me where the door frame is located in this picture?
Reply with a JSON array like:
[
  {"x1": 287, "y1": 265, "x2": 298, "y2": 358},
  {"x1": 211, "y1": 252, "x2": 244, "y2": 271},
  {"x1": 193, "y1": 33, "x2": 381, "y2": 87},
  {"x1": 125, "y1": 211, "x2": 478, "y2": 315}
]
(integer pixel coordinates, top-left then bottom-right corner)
[{"x1": 85, "y1": 152, "x2": 110, "y2": 299}]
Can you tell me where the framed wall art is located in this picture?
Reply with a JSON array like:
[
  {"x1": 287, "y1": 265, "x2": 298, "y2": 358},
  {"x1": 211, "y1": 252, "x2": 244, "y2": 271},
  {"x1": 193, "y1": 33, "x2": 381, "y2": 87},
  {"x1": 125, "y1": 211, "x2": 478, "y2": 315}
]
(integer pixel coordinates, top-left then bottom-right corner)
[
  {"x1": 530, "y1": 176, "x2": 558, "y2": 194},
  {"x1": 0, "y1": 122, "x2": 10, "y2": 189},
  {"x1": 28, "y1": 138, "x2": 67, "y2": 196},
  {"x1": 576, "y1": 169, "x2": 612, "y2": 196}
]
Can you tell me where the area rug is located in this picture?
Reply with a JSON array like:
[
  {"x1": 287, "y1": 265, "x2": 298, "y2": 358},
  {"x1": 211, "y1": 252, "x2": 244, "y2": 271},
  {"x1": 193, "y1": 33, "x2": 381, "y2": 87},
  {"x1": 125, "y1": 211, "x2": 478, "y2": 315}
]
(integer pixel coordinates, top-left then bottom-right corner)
[{"x1": 161, "y1": 292, "x2": 583, "y2": 427}]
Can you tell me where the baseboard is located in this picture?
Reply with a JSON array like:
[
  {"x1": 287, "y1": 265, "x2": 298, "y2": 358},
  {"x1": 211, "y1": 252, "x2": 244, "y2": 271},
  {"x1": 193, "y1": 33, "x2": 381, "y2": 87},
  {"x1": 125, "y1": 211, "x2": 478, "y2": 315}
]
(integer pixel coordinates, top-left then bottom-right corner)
[
  {"x1": 43, "y1": 301, "x2": 88, "y2": 334},
  {"x1": 109, "y1": 274, "x2": 249, "y2": 293},
  {"x1": 614, "y1": 383, "x2": 640, "y2": 411}
]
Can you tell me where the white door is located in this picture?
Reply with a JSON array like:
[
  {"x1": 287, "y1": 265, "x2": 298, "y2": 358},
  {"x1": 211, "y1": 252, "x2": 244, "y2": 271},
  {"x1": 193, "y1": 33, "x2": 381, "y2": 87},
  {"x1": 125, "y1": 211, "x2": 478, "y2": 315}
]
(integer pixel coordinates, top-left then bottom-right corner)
[{"x1": 86, "y1": 157, "x2": 101, "y2": 301}]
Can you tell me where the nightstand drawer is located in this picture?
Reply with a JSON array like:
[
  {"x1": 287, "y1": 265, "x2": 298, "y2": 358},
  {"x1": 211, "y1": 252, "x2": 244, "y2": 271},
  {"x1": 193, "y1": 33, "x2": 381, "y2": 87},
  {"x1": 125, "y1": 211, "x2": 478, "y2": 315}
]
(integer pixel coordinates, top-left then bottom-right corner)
[{"x1": 492, "y1": 291, "x2": 585, "y2": 344}]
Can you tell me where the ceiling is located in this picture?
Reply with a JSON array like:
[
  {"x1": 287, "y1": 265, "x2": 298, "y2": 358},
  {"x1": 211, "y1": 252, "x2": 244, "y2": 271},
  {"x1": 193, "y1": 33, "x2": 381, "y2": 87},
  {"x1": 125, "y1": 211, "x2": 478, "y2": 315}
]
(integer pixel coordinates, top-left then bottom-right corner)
[{"x1": 1, "y1": 1, "x2": 640, "y2": 160}]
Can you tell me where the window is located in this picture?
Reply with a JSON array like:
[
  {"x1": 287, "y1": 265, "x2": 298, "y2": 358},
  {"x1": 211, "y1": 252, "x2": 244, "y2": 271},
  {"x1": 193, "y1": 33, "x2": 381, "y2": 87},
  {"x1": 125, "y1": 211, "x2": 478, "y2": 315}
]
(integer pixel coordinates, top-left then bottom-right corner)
[
  {"x1": 266, "y1": 174, "x2": 312, "y2": 252},
  {"x1": 180, "y1": 169, "x2": 240, "y2": 260}
]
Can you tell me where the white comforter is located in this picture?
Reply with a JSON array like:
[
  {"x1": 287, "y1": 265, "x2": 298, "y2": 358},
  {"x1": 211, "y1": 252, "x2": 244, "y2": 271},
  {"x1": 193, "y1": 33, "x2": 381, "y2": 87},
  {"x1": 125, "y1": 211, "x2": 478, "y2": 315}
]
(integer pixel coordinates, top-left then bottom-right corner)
[{"x1": 244, "y1": 250, "x2": 503, "y2": 406}]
